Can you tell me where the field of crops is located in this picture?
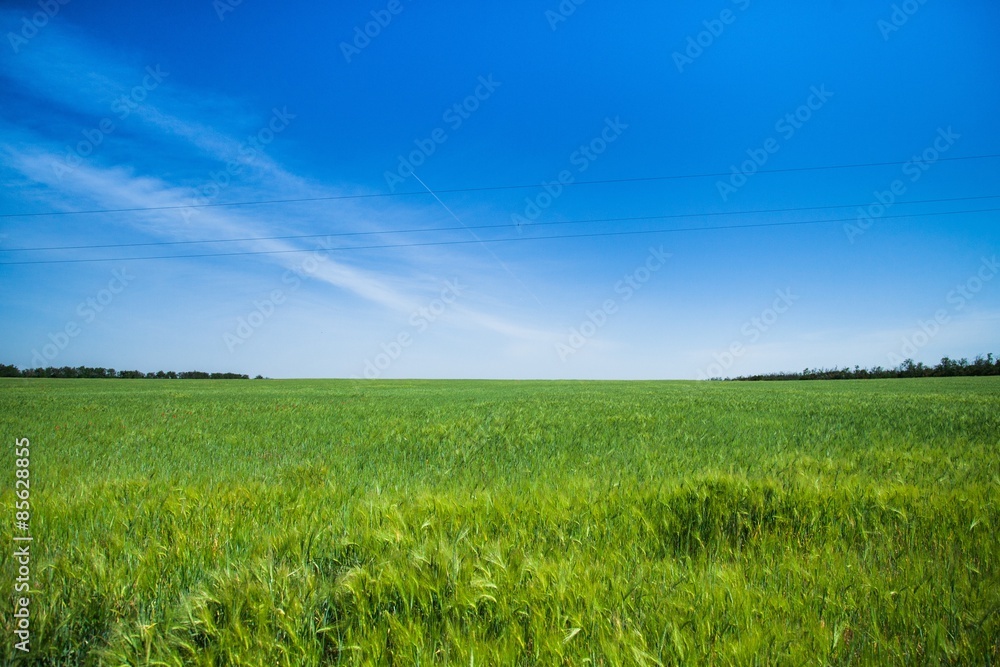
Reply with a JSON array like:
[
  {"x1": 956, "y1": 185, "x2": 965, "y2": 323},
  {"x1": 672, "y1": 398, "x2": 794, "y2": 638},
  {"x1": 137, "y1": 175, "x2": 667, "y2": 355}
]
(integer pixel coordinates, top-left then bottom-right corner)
[{"x1": 1, "y1": 378, "x2": 998, "y2": 665}]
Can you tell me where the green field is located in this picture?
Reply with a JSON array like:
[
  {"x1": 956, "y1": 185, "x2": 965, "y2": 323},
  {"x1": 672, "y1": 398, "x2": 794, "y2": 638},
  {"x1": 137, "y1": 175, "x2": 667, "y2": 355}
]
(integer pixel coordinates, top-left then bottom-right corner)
[{"x1": 2, "y1": 378, "x2": 999, "y2": 665}]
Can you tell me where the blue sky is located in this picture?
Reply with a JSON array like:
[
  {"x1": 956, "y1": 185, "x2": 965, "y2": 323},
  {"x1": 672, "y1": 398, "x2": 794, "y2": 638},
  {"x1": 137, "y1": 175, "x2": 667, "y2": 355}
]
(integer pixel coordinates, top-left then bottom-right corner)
[{"x1": 0, "y1": 0, "x2": 997, "y2": 379}]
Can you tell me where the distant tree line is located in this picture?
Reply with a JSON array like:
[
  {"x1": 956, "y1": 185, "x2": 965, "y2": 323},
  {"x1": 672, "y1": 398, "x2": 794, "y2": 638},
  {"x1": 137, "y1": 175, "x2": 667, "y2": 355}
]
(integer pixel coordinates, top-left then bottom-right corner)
[
  {"x1": 723, "y1": 354, "x2": 1000, "y2": 381},
  {"x1": 0, "y1": 364, "x2": 257, "y2": 380}
]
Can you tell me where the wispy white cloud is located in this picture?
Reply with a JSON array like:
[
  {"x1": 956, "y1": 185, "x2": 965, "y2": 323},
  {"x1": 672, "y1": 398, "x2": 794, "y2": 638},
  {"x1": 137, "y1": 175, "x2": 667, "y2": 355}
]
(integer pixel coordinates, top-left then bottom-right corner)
[{"x1": 0, "y1": 20, "x2": 558, "y2": 350}]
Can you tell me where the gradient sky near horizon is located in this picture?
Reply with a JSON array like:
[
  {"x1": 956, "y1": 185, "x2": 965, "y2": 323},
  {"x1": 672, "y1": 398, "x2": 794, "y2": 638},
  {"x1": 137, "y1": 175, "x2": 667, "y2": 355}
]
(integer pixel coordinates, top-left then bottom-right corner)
[{"x1": 0, "y1": 1, "x2": 998, "y2": 379}]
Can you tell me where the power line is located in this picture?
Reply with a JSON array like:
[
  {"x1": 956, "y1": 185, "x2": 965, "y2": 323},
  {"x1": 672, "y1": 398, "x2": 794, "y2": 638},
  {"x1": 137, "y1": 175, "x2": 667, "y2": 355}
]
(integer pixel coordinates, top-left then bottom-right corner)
[
  {"x1": 4, "y1": 194, "x2": 999, "y2": 253},
  {"x1": 2, "y1": 153, "x2": 999, "y2": 219},
  {"x1": 1, "y1": 207, "x2": 996, "y2": 266}
]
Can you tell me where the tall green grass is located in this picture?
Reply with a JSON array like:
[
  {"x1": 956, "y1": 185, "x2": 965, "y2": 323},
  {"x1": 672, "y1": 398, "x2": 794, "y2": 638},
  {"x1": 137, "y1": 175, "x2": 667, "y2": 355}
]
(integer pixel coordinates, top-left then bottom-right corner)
[{"x1": 2, "y1": 378, "x2": 998, "y2": 664}]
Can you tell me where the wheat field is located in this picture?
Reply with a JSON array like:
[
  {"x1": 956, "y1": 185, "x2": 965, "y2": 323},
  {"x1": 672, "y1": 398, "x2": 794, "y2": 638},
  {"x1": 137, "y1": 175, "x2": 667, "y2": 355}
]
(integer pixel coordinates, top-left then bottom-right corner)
[{"x1": 1, "y1": 378, "x2": 998, "y2": 665}]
